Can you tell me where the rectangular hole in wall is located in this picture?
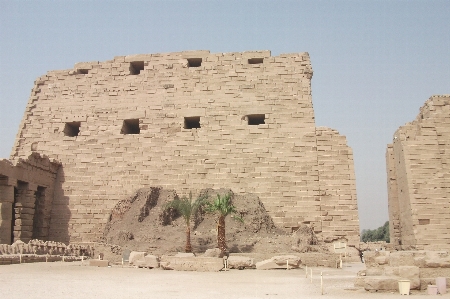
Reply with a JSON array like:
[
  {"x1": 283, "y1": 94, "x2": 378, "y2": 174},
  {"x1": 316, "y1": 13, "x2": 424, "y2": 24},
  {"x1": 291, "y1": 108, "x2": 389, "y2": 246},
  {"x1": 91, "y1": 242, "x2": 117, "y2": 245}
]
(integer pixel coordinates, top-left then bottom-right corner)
[
  {"x1": 121, "y1": 119, "x2": 140, "y2": 134},
  {"x1": 247, "y1": 114, "x2": 265, "y2": 125},
  {"x1": 64, "y1": 122, "x2": 81, "y2": 137},
  {"x1": 187, "y1": 58, "x2": 202, "y2": 68},
  {"x1": 184, "y1": 116, "x2": 201, "y2": 129},
  {"x1": 418, "y1": 219, "x2": 430, "y2": 225},
  {"x1": 130, "y1": 61, "x2": 145, "y2": 75},
  {"x1": 248, "y1": 58, "x2": 264, "y2": 64},
  {"x1": 77, "y1": 69, "x2": 89, "y2": 74}
]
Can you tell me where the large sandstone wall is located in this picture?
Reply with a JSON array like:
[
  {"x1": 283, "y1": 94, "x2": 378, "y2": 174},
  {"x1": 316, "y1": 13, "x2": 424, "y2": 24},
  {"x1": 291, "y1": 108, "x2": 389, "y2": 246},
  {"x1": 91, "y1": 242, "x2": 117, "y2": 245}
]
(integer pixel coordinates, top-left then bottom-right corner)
[
  {"x1": 386, "y1": 95, "x2": 450, "y2": 250},
  {"x1": 10, "y1": 50, "x2": 359, "y2": 245}
]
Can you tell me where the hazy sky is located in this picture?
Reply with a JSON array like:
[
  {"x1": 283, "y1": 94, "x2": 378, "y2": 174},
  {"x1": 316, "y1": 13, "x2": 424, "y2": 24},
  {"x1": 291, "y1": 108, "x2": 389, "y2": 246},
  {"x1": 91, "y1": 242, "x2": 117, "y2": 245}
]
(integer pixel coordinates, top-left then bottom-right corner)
[{"x1": 0, "y1": 1, "x2": 449, "y2": 230}]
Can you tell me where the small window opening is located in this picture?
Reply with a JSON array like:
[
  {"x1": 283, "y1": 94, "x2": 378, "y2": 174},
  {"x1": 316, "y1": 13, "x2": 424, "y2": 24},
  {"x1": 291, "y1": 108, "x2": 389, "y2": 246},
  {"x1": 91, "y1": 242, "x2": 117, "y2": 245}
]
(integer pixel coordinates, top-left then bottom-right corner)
[
  {"x1": 121, "y1": 119, "x2": 140, "y2": 134},
  {"x1": 248, "y1": 58, "x2": 264, "y2": 64},
  {"x1": 187, "y1": 58, "x2": 202, "y2": 68},
  {"x1": 130, "y1": 61, "x2": 145, "y2": 75},
  {"x1": 77, "y1": 69, "x2": 89, "y2": 74},
  {"x1": 184, "y1": 117, "x2": 201, "y2": 129},
  {"x1": 247, "y1": 114, "x2": 265, "y2": 125},
  {"x1": 418, "y1": 219, "x2": 430, "y2": 225},
  {"x1": 64, "y1": 122, "x2": 81, "y2": 137}
]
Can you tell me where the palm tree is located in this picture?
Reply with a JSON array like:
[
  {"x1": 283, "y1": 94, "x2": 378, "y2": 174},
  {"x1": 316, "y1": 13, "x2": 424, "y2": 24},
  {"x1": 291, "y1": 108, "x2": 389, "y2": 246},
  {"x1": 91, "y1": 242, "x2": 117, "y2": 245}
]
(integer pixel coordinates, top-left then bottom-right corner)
[
  {"x1": 204, "y1": 193, "x2": 243, "y2": 256},
  {"x1": 165, "y1": 192, "x2": 207, "y2": 253}
]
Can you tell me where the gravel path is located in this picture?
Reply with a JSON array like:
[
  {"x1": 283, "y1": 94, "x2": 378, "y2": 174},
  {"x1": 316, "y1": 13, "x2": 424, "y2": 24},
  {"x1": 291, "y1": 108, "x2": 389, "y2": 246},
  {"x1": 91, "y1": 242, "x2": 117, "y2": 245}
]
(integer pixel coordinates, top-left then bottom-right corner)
[{"x1": 0, "y1": 261, "x2": 447, "y2": 298}]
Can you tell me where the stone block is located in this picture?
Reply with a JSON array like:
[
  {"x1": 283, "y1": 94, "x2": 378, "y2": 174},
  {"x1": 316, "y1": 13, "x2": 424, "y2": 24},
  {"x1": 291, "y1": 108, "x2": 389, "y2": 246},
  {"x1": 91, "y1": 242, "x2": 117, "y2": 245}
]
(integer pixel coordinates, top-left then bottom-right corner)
[
  {"x1": 134, "y1": 255, "x2": 159, "y2": 268},
  {"x1": 366, "y1": 267, "x2": 384, "y2": 276},
  {"x1": 227, "y1": 256, "x2": 255, "y2": 269},
  {"x1": 175, "y1": 252, "x2": 195, "y2": 257},
  {"x1": 389, "y1": 251, "x2": 415, "y2": 267},
  {"x1": 256, "y1": 255, "x2": 301, "y2": 270},
  {"x1": 363, "y1": 276, "x2": 400, "y2": 291},
  {"x1": 420, "y1": 267, "x2": 450, "y2": 278},
  {"x1": 89, "y1": 259, "x2": 109, "y2": 267},
  {"x1": 129, "y1": 251, "x2": 146, "y2": 266},
  {"x1": 160, "y1": 256, "x2": 223, "y2": 272}
]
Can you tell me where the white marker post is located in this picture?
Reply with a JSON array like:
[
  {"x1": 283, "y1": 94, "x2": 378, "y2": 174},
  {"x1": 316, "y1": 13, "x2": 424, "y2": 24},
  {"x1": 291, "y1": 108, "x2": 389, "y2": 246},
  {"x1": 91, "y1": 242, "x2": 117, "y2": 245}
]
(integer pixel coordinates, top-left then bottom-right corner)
[
  {"x1": 305, "y1": 265, "x2": 308, "y2": 278},
  {"x1": 321, "y1": 271, "x2": 323, "y2": 295},
  {"x1": 310, "y1": 268, "x2": 313, "y2": 283}
]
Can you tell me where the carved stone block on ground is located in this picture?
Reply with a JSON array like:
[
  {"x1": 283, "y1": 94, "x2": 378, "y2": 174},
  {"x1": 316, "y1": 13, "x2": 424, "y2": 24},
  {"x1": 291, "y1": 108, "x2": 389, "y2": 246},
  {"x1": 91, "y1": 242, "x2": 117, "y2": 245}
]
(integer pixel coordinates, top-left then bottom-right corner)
[
  {"x1": 363, "y1": 276, "x2": 400, "y2": 291},
  {"x1": 160, "y1": 256, "x2": 224, "y2": 272},
  {"x1": 227, "y1": 256, "x2": 255, "y2": 269},
  {"x1": 256, "y1": 255, "x2": 301, "y2": 270},
  {"x1": 89, "y1": 259, "x2": 109, "y2": 267}
]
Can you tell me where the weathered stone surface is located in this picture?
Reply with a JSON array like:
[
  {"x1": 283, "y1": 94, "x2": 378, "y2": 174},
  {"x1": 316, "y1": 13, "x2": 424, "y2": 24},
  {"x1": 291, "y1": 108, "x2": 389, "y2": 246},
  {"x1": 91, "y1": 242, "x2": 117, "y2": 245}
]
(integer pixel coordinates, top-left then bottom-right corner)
[
  {"x1": 134, "y1": 255, "x2": 159, "y2": 268},
  {"x1": 89, "y1": 259, "x2": 109, "y2": 267},
  {"x1": 363, "y1": 276, "x2": 400, "y2": 291},
  {"x1": 227, "y1": 256, "x2": 255, "y2": 269},
  {"x1": 366, "y1": 267, "x2": 384, "y2": 276},
  {"x1": 387, "y1": 95, "x2": 450, "y2": 251},
  {"x1": 129, "y1": 251, "x2": 146, "y2": 266},
  {"x1": 160, "y1": 256, "x2": 223, "y2": 272},
  {"x1": 354, "y1": 277, "x2": 365, "y2": 288},
  {"x1": 175, "y1": 252, "x2": 195, "y2": 257},
  {"x1": 203, "y1": 248, "x2": 221, "y2": 257},
  {"x1": 356, "y1": 250, "x2": 450, "y2": 292},
  {"x1": 389, "y1": 251, "x2": 415, "y2": 267},
  {"x1": 256, "y1": 255, "x2": 301, "y2": 270}
]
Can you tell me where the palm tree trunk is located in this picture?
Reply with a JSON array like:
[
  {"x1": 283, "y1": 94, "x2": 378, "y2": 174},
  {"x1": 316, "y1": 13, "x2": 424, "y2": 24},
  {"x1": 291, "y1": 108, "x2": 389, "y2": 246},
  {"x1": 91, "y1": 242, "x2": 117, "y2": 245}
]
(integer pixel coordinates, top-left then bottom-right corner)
[
  {"x1": 217, "y1": 215, "x2": 226, "y2": 255},
  {"x1": 185, "y1": 224, "x2": 192, "y2": 253}
]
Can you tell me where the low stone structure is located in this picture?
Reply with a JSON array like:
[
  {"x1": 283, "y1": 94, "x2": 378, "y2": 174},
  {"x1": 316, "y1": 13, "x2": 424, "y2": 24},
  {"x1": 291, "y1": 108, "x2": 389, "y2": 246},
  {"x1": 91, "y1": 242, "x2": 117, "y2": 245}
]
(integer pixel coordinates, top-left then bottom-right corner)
[
  {"x1": 386, "y1": 95, "x2": 450, "y2": 250},
  {"x1": 256, "y1": 255, "x2": 301, "y2": 270},
  {"x1": 160, "y1": 255, "x2": 224, "y2": 271},
  {"x1": 356, "y1": 250, "x2": 450, "y2": 292},
  {"x1": 0, "y1": 153, "x2": 60, "y2": 244}
]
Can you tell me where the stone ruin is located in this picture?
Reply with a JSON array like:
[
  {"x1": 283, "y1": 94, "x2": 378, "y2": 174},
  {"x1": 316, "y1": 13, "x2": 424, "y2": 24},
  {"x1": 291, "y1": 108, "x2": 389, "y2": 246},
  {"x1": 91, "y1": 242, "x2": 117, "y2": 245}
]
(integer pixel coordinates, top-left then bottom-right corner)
[
  {"x1": 0, "y1": 50, "x2": 360, "y2": 248},
  {"x1": 356, "y1": 250, "x2": 449, "y2": 292},
  {"x1": 386, "y1": 95, "x2": 450, "y2": 251},
  {"x1": 356, "y1": 94, "x2": 450, "y2": 293}
]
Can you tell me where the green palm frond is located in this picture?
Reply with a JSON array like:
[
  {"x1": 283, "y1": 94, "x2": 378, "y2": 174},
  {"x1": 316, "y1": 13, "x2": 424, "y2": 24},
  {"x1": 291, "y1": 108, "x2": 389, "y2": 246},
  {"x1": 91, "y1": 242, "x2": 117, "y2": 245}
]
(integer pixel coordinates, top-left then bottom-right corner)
[
  {"x1": 204, "y1": 193, "x2": 243, "y2": 223},
  {"x1": 165, "y1": 192, "x2": 207, "y2": 225}
]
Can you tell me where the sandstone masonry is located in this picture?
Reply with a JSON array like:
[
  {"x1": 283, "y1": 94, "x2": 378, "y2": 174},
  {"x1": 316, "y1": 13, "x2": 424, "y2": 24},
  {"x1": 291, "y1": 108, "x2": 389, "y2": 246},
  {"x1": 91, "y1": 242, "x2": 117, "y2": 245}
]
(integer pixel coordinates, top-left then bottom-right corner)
[
  {"x1": 3, "y1": 50, "x2": 359, "y2": 246},
  {"x1": 386, "y1": 95, "x2": 450, "y2": 250}
]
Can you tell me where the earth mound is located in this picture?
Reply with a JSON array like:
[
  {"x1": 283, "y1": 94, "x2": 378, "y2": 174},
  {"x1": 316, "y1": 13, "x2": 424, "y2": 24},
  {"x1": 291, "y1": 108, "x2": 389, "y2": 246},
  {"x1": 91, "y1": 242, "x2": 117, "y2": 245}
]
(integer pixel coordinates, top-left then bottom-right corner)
[{"x1": 100, "y1": 187, "x2": 329, "y2": 259}]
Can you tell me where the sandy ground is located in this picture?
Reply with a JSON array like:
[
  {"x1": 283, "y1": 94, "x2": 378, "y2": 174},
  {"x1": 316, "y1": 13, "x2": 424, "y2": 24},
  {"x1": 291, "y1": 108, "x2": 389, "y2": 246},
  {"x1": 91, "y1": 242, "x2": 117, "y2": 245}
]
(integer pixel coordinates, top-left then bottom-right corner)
[{"x1": 1, "y1": 261, "x2": 447, "y2": 299}]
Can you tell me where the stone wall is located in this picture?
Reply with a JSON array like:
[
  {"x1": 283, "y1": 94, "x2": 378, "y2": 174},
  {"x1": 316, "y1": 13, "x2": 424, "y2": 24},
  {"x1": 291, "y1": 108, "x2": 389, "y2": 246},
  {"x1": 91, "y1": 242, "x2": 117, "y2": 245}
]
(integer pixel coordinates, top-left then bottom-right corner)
[
  {"x1": 356, "y1": 250, "x2": 450, "y2": 292},
  {"x1": 9, "y1": 50, "x2": 359, "y2": 245},
  {"x1": 0, "y1": 153, "x2": 60, "y2": 244},
  {"x1": 386, "y1": 95, "x2": 450, "y2": 250}
]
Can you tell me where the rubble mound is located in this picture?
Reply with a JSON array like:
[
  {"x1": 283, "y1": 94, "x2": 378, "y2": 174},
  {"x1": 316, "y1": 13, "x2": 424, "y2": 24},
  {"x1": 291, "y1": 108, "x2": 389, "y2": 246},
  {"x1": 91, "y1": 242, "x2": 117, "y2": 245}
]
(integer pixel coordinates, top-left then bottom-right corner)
[{"x1": 100, "y1": 187, "x2": 329, "y2": 259}]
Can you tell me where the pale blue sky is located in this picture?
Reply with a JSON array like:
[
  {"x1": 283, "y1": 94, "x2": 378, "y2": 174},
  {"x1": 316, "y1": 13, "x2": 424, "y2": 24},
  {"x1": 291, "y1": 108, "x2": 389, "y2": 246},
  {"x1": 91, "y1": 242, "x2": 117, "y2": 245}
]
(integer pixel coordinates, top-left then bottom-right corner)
[{"x1": 1, "y1": 0, "x2": 449, "y2": 230}]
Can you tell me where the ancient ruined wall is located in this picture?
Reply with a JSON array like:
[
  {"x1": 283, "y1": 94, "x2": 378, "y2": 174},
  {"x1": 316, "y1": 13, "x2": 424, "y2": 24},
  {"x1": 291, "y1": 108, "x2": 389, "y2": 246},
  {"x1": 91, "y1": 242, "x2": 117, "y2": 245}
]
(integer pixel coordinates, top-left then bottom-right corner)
[
  {"x1": 316, "y1": 127, "x2": 359, "y2": 243},
  {"x1": 10, "y1": 50, "x2": 359, "y2": 245},
  {"x1": 386, "y1": 95, "x2": 450, "y2": 250},
  {"x1": 0, "y1": 153, "x2": 60, "y2": 244}
]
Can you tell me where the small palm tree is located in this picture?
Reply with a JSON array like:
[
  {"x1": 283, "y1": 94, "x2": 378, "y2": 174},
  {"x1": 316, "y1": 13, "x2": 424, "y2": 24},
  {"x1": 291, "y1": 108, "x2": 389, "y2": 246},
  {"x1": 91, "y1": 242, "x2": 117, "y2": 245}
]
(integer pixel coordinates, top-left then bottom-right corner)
[
  {"x1": 204, "y1": 193, "x2": 243, "y2": 256},
  {"x1": 165, "y1": 192, "x2": 207, "y2": 253}
]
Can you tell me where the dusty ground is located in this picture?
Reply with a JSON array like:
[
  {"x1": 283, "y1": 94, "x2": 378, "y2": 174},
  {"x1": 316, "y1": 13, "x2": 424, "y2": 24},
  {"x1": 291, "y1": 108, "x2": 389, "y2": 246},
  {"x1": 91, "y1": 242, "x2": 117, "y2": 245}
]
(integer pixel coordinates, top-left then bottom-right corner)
[
  {"x1": 1, "y1": 261, "x2": 443, "y2": 299},
  {"x1": 98, "y1": 187, "x2": 342, "y2": 263}
]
